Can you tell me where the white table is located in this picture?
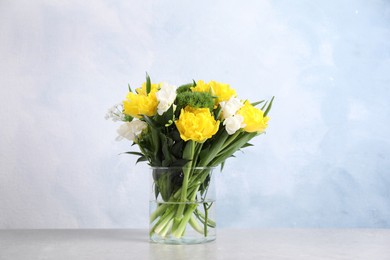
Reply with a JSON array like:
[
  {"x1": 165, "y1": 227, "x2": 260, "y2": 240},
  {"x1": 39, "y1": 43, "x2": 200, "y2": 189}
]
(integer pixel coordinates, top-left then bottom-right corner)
[{"x1": 1, "y1": 229, "x2": 390, "y2": 259}]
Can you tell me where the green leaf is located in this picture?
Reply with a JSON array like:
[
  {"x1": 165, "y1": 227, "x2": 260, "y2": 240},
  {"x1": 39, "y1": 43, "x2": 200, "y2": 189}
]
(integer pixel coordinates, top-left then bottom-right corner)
[
  {"x1": 261, "y1": 101, "x2": 268, "y2": 111},
  {"x1": 155, "y1": 104, "x2": 174, "y2": 126},
  {"x1": 170, "y1": 159, "x2": 190, "y2": 167},
  {"x1": 142, "y1": 115, "x2": 157, "y2": 128},
  {"x1": 154, "y1": 169, "x2": 182, "y2": 201},
  {"x1": 160, "y1": 134, "x2": 173, "y2": 166},
  {"x1": 220, "y1": 161, "x2": 226, "y2": 171},
  {"x1": 154, "y1": 184, "x2": 159, "y2": 199},
  {"x1": 183, "y1": 140, "x2": 195, "y2": 161},
  {"x1": 155, "y1": 172, "x2": 172, "y2": 201},
  {"x1": 128, "y1": 83, "x2": 133, "y2": 93},
  {"x1": 198, "y1": 130, "x2": 229, "y2": 166},
  {"x1": 171, "y1": 139, "x2": 184, "y2": 158},
  {"x1": 212, "y1": 132, "x2": 257, "y2": 166},
  {"x1": 146, "y1": 72, "x2": 151, "y2": 94},
  {"x1": 123, "y1": 114, "x2": 133, "y2": 122},
  {"x1": 241, "y1": 143, "x2": 254, "y2": 148},
  {"x1": 264, "y1": 96, "x2": 274, "y2": 117},
  {"x1": 165, "y1": 104, "x2": 174, "y2": 121},
  {"x1": 214, "y1": 105, "x2": 222, "y2": 120},
  {"x1": 136, "y1": 156, "x2": 148, "y2": 164},
  {"x1": 251, "y1": 100, "x2": 264, "y2": 106},
  {"x1": 150, "y1": 127, "x2": 161, "y2": 164},
  {"x1": 121, "y1": 151, "x2": 144, "y2": 157}
]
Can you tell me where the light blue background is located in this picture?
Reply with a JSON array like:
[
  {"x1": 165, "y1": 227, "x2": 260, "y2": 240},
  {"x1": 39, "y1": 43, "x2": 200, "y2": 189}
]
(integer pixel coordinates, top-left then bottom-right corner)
[{"x1": 1, "y1": 0, "x2": 389, "y2": 228}]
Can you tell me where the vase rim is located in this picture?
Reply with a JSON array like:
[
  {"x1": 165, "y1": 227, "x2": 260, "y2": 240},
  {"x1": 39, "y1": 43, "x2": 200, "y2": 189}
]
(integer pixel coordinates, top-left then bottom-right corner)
[{"x1": 150, "y1": 166, "x2": 216, "y2": 170}]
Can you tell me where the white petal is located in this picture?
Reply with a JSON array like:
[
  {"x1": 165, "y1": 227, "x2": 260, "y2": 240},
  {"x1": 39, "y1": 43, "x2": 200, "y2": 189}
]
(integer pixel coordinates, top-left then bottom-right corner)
[
  {"x1": 156, "y1": 83, "x2": 177, "y2": 115},
  {"x1": 220, "y1": 97, "x2": 244, "y2": 119},
  {"x1": 223, "y1": 115, "x2": 245, "y2": 135}
]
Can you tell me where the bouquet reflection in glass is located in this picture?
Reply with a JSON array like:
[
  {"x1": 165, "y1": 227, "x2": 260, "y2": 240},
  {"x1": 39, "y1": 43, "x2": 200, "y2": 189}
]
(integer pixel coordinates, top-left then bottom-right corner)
[{"x1": 106, "y1": 74, "x2": 273, "y2": 244}]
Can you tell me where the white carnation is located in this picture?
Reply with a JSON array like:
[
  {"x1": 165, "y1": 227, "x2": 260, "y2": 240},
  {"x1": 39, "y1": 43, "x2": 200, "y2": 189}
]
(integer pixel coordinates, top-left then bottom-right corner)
[
  {"x1": 156, "y1": 82, "x2": 177, "y2": 115},
  {"x1": 223, "y1": 115, "x2": 246, "y2": 135},
  {"x1": 116, "y1": 120, "x2": 148, "y2": 141},
  {"x1": 219, "y1": 97, "x2": 243, "y2": 119}
]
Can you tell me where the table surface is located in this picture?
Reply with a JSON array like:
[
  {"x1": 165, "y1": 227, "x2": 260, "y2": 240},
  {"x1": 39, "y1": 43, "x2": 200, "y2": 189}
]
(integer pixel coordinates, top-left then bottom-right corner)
[{"x1": 1, "y1": 229, "x2": 390, "y2": 260}]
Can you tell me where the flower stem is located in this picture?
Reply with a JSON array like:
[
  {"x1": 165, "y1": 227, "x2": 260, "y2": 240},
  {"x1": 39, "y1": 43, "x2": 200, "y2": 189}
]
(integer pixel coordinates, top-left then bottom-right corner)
[
  {"x1": 203, "y1": 202, "x2": 208, "y2": 237},
  {"x1": 173, "y1": 141, "x2": 195, "y2": 235},
  {"x1": 150, "y1": 204, "x2": 176, "y2": 236},
  {"x1": 199, "y1": 131, "x2": 229, "y2": 166},
  {"x1": 189, "y1": 215, "x2": 204, "y2": 234},
  {"x1": 150, "y1": 203, "x2": 169, "y2": 223},
  {"x1": 172, "y1": 203, "x2": 197, "y2": 237}
]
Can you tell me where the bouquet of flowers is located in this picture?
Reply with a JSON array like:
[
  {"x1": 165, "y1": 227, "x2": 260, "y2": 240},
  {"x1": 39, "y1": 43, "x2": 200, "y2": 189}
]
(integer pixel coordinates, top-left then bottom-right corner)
[{"x1": 106, "y1": 74, "x2": 273, "y2": 242}]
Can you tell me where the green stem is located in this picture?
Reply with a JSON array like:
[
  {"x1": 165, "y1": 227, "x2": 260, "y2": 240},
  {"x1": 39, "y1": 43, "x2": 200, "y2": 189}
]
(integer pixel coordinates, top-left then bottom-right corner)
[
  {"x1": 199, "y1": 131, "x2": 229, "y2": 166},
  {"x1": 189, "y1": 215, "x2": 204, "y2": 234},
  {"x1": 173, "y1": 141, "x2": 195, "y2": 229},
  {"x1": 218, "y1": 130, "x2": 241, "y2": 152},
  {"x1": 172, "y1": 203, "x2": 197, "y2": 238},
  {"x1": 174, "y1": 168, "x2": 191, "y2": 220},
  {"x1": 212, "y1": 132, "x2": 257, "y2": 166},
  {"x1": 150, "y1": 203, "x2": 169, "y2": 223},
  {"x1": 194, "y1": 208, "x2": 216, "y2": 227},
  {"x1": 160, "y1": 218, "x2": 174, "y2": 237},
  {"x1": 150, "y1": 204, "x2": 176, "y2": 236},
  {"x1": 203, "y1": 203, "x2": 208, "y2": 237}
]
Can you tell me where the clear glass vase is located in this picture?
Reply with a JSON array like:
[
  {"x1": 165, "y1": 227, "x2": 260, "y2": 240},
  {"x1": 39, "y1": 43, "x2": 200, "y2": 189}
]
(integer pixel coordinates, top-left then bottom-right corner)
[{"x1": 149, "y1": 167, "x2": 216, "y2": 244}]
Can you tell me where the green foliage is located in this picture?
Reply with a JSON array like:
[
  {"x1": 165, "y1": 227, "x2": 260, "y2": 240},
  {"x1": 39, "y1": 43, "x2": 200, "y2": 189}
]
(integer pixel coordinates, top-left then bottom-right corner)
[
  {"x1": 263, "y1": 96, "x2": 274, "y2": 117},
  {"x1": 176, "y1": 83, "x2": 194, "y2": 94},
  {"x1": 131, "y1": 114, "x2": 189, "y2": 168},
  {"x1": 175, "y1": 91, "x2": 214, "y2": 111},
  {"x1": 124, "y1": 114, "x2": 133, "y2": 122},
  {"x1": 251, "y1": 100, "x2": 264, "y2": 106},
  {"x1": 146, "y1": 72, "x2": 151, "y2": 94},
  {"x1": 152, "y1": 168, "x2": 182, "y2": 201}
]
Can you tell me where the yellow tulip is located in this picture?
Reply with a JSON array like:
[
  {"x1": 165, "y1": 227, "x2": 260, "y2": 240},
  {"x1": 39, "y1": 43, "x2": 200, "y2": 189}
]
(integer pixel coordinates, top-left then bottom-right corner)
[
  {"x1": 175, "y1": 106, "x2": 220, "y2": 142},
  {"x1": 123, "y1": 82, "x2": 159, "y2": 118},
  {"x1": 191, "y1": 80, "x2": 237, "y2": 105},
  {"x1": 208, "y1": 80, "x2": 237, "y2": 103},
  {"x1": 135, "y1": 82, "x2": 160, "y2": 96},
  {"x1": 237, "y1": 101, "x2": 269, "y2": 133}
]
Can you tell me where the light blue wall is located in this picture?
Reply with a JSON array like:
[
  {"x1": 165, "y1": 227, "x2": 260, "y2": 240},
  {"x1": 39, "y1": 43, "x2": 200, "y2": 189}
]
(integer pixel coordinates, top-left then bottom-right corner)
[{"x1": 1, "y1": 0, "x2": 389, "y2": 228}]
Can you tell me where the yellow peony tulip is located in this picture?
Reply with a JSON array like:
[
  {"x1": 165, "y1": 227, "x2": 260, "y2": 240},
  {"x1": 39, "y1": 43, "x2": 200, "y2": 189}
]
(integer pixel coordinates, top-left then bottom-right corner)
[
  {"x1": 191, "y1": 80, "x2": 210, "y2": 93},
  {"x1": 208, "y1": 81, "x2": 237, "y2": 103},
  {"x1": 175, "y1": 106, "x2": 220, "y2": 142},
  {"x1": 123, "y1": 82, "x2": 159, "y2": 118},
  {"x1": 191, "y1": 80, "x2": 237, "y2": 105},
  {"x1": 237, "y1": 101, "x2": 269, "y2": 133},
  {"x1": 135, "y1": 82, "x2": 160, "y2": 96}
]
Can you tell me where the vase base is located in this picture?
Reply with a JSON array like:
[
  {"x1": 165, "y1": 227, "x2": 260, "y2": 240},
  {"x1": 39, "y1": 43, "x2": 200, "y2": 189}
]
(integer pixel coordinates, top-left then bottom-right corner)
[{"x1": 150, "y1": 234, "x2": 216, "y2": 245}]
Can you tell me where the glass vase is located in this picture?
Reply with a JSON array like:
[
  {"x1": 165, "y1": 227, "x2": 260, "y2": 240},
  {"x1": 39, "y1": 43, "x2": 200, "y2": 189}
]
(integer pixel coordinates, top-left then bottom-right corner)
[{"x1": 149, "y1": 167, "x2": 216, "y2": 244}]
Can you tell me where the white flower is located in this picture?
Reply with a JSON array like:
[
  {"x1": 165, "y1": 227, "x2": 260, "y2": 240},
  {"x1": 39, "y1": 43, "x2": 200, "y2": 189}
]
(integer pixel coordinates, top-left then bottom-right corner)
[
  {"x1": 219, "y1": 97, "x2": 244, "y2": 119},
  {"x1": 116, "y1": 120, "x2": 148, "y2": 141},
  {"x1": 156, "y1": 82, "x2": 177, "y2": 115},
  {"x1": 223, "y1": 114, "x2": 246, "y2": 135},
  {"x1": 105, "y1": 103, "x2": 125, "y2": 122}
]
